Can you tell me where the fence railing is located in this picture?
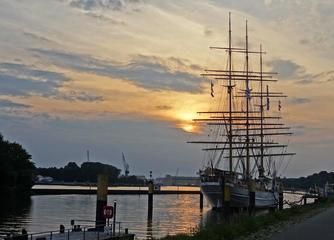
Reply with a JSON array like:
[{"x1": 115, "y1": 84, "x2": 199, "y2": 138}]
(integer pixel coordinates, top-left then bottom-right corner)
[{"x1": 2, "y1": 221, "x2": 126, "y2": 240}]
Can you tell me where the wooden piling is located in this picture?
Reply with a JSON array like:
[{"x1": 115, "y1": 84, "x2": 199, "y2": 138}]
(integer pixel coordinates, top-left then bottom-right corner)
[
  {"x1": 278, "y1": 191, "x2": 284, "y2": 210},
  {"x1": 224, "y1": 184, "x2": 231, "y2": 216},
  {"x1": 112, "y1": 201, "x2": 117, "y2": 236},
  {"x1": 248, "y1": 180, "x2": 255, "y2": 215},
  {"x1": 148, "y1": 180, "x2": 154, "y2": 219},
  {"x1": 199, "y1": 192, "x2": 203, "y2": 209},
  {"x1": 95, "y1": 174, "x2": 108, "y2": 230},
  {"x1": 220, "y1": 177, "x2": 225, "y2": 211}
]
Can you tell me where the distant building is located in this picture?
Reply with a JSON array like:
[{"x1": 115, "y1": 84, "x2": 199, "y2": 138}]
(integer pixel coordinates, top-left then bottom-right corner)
[
  {"x1": 135, "y1": 175, "x2": 146, "y2": 181},
  {"x1": 36, "y1": 175, "x2": 53, "y2": 183},
  {"x1": 155, "y1": 175, "x2": 200, "y2": 186}
]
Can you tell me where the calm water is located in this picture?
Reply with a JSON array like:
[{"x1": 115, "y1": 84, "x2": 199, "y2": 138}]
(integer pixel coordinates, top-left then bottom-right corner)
[
  {"x1": 0, "y1": 187, "x2": 310, "y2": 239},
  {"x1": 0, "y1": 193, "x2": 211, "y2": 239}
]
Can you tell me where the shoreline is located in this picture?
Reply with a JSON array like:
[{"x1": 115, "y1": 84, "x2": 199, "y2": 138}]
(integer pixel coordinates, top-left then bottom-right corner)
[{"x1": 161, "y1": 199, "x2": 334, "y2": 240}]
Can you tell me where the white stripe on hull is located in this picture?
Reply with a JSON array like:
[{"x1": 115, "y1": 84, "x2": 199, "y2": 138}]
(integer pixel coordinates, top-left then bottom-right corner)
[{"x1": 201, "y1": 182, "x2": 278, "y2": 209}]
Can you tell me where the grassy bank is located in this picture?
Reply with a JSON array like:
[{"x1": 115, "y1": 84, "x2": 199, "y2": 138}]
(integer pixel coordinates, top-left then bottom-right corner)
[{"x1": 162, "y1": 200, "x2": 334, "y2": 240}]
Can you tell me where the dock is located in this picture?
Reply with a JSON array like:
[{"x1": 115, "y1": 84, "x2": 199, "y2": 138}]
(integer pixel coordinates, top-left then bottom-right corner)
[
  {"x1": 31, "y1": 185, "x2": 200, "y2": 195},
  {"x1": 3, "y1": 225, "x2": 134, "y2": 240},
  {"x1": 0, "y1": 223, "x2": 135, "y2": 240}
]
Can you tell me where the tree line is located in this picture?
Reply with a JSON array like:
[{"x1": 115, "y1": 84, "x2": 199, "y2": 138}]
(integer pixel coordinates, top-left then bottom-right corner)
[
  {"x1": 281, "y1": 171, "x2": 334, "y2": 190},
  {"x1": 37, "y1": 162, "x2": 145, "y2": 185}
]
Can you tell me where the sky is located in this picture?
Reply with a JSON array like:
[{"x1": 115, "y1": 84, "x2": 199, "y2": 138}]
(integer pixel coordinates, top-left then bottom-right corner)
[{"x1": 0, "y1": 0, "x2": 333, "y2": 178}]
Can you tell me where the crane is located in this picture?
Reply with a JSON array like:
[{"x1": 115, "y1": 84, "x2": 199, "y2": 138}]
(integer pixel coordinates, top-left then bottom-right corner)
[{"x1": 122, "y1": 152, "x2": 130, "y2": 177}]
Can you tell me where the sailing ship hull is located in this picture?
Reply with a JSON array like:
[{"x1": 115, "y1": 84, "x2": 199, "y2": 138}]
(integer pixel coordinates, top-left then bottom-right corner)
[{"x1": 201, "y1": 182, "x2": 278, "y2": 209}]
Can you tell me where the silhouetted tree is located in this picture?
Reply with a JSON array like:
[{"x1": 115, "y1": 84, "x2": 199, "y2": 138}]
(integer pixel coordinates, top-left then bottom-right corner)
[
  {"x1": 36, "y1": 161, "x2": 145, "y2": 184},
  {"x1": 0, "y1": 134, "x2": 35, "y2": 197},
  {"x1": 37, "y1": 161, "x2": 122, "y2": 183},
  {"x1": 281, "y1": 171, "x2": 334, "y2": 190}
]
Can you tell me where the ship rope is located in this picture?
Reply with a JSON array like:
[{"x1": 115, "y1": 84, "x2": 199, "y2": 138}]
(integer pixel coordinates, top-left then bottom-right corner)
[{"x1": 271, "y1": 191, "x2": 308, "y2": 207}]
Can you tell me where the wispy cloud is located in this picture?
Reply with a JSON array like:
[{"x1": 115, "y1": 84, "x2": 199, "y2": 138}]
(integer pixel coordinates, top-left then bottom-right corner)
[
  {"x1": 69, "y1": 0, "x2": 142, "y2": 11},
  {"x1": 155, "y1": 105, "x2": 173, "y2": 110},
  {"x1": 0, "y1": 99, "x2": 31, "y2": 109},
  {"x1": 0, "y1": 62, "x2": 68, "y2": 97},
  {"x1": 85, "y1": 12, "x2": 126, "y2": 25},
  {"x1": 266, "y1": 59, "x2": 334, "y2": 85},
  {"x1": 266, "y1": 59, "x2": 305, "y2": 80},
  {"x1": 31, "y1": 49, "x2": 204, "y2": 93},
  {"x1": 0, "y1": 62, "x2": 104, "y2": 103},
  {"x1": 22, "y1": 31, "x2": 55, "y2": 44},
  {"x1": 54, "y1": 90, "x2": 104, "y2": 102},
  {"x1": 289, "y1": 97, "x2": 312, "y2": 105}
]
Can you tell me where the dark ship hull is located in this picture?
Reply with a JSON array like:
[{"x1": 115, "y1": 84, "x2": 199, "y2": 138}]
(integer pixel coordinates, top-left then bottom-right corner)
[{"x1": 201, "y1": 181, "x2": 278, "y2": 209}]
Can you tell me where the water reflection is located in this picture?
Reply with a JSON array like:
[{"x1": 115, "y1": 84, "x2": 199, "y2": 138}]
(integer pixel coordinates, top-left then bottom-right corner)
[
  {"x1": 146, "y1": 217, "x2": 153, "y2": 240},
  {"x1": 0, "y1": 194, "x2": 210, "y2": 239},
  {"x1": 0, "y1": 192, "x2": 305, "y2": 239},
  {"x1": 0, "y1": 197, "x2": 32, "y2": 235}
]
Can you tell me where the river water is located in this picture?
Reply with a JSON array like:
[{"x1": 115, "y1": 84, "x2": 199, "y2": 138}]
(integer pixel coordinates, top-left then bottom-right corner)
[{"x1": 0, "y1": 186, "x2": 309, "y2": 239}]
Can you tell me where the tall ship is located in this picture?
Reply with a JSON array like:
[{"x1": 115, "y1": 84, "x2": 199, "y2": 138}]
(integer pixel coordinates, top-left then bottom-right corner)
[{"x1": 190, "y1": 13, "x2": 295, "y2": 210}]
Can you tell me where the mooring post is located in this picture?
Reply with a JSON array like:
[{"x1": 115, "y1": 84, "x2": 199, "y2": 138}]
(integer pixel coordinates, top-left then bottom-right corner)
[
  {"x1": 148, "y1": 180, "x2": 154, "y2": 219},
  {"x1": 248, "y1": 180, "x2": 255, "y2": 215},
  {"x1": 220, "y1": 177, "x2": 225, "y2": 212},
  {"x1": 278, "y1": 192, "x2": 284, "y2": 210},
  {"x1": 112, "y1": 200, "x2": 117, "y2": 236},
  {"x1": 95, "y1": 174, "x2": 108, "y2": 230},
  {"x1": 303, "y1": 196, "x2": 307, "y2": 205},
  {"x1": 224, "y1": 184, "x2": 231, "y2": 217},
  {"x1": 199, "y1": 192, "x2": 203, "y2": 209}
]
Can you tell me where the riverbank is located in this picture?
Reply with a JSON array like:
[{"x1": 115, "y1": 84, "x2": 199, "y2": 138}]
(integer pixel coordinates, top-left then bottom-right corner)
[{"x1": 162, "y1": 199, "x2": 334, "y2": 240}]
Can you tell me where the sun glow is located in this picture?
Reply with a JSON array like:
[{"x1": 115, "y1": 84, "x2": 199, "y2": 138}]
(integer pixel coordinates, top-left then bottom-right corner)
[
  {"x1": 178, "y1": 112, "x2": 197, "y2": 121},
  {"x1": 181, "y1": 124, "x2": 195, "y2": 133},
  {"x1": 174, "y1": 110, "x2": 202, "y2": 133}
]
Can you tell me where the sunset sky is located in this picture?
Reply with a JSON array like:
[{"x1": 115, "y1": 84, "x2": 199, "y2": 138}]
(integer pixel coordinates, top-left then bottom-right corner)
[{"x1": 0, "y1": 0, "x2": 333, "y2": 178}]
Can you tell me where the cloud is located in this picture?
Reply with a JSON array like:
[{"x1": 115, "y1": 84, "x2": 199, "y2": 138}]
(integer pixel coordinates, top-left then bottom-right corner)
[
  {"x1": 204, "y1": 28, "x2": 213, "y2": 37},
  {"x1": 289, "y1": 97, "x2": 312, "y2": 105},
  {"x1": 85, "y1": 12, "x2": 126, "y2": 25},
  {"x1": 313, "y1": 71, "x2": 334, "y2": 82},
  {"x1": 316, "y1": 2, "x2": 334, "y2": 17},
  {"x1": 295, "y1": 71, "x2": 334, "y2": 84},
  {"x1": 155, "y1": 105, "x2": 172, "y2": 110},
  {"x1": 22, "y1": 31, "x2": 54, "y2": 44},
  {"x1": 0, "y1": 62, "x2": 105, "y2": 103},
  {"x1": 0, "y1": 99, "x2": 31, "y2": 109},
  {"x1": 265, "y1": 59, "x2": 324, "y2": 85},
  {"x1": 266, "y1": 59, "x2": 305, "y2": 79},
  {"x1": 0, "y1": 62, "x2": 68, "y2": 97},
  {"x1": 31, "y1": 49, "x2": 204, "y2": 93},
  {"x1": 54, "y1": 90, "x2": 104, "y2": 102},
  {"x1": 299, "y1": 39, "x2": 310, "y2": 45},
  {"x1": 69, "y1": 0, "x2": 142, "y2": 11}
]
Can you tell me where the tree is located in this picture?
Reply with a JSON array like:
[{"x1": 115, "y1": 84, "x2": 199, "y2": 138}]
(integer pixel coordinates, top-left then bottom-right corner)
[
  {"x1": 37, "y1": 161, "x2": 122, "y2": 183},
  {"x1": 0, "y1": 134, "x2": 35, "y2": 197}
]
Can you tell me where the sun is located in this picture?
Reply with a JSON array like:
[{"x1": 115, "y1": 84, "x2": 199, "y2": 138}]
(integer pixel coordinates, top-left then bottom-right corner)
[{"x1": 182, "y1": 124, "x2": 195, "y2": 133}]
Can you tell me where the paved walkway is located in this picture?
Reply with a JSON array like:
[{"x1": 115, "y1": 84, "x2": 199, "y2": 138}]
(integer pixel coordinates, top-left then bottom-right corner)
[{"x1": 269, "y1": 206, "x2": 334, "y2": 240}]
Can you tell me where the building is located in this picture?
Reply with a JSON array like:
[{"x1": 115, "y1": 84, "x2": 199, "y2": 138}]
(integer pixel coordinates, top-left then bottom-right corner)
[{"x1": 155, "y1": 175, "x2": 200, "y2": 186}]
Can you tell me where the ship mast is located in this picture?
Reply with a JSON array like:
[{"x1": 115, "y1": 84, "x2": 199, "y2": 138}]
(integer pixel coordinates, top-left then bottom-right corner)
[
  {"x1": 259, "y1": 44, "x2": 264, "y2": 177},
  {"x1": 245, "y1": 21, "x2": 250, "y2": 179},
  {"x1": 189, "y1": 15, "x2": 296, "y2": 177},
  {"x1": 228, "y1": 12, "x2": 233, "y2": 173}
]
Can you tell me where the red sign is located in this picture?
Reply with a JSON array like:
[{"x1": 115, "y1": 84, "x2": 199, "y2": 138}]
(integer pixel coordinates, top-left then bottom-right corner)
[{"x1": 103, "y1": 205, "x2": 113, "y2": 219}]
